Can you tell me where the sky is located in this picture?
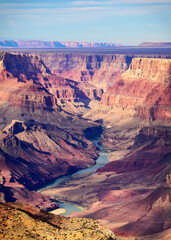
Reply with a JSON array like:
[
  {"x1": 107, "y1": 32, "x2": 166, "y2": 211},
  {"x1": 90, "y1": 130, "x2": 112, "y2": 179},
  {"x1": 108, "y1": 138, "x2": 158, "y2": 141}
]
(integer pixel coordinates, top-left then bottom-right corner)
[{"x1": 0, "y1": 0, "x2": 171, "y2": 45}]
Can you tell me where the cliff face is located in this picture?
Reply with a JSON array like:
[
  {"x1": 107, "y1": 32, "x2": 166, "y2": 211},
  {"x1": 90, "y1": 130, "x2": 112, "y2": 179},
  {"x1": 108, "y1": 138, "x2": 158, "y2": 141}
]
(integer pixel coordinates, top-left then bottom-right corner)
[
  {"x1": 41, "y1": 53, "x2": 132, "y2": 89},
  {"x1": 0, "y1": 52, "x2": 50, "y2": 81},
  {"x1": 0, "y1": 52, "x2": 102, "y2": 106},
  {"x1": 0, "y1": 52, "x2": 60, "y2": 115},
  {"x1": 123, "y1": 58, "x2": 171, "y2": 83},
  {"x1": 101, "y1": 58, "x2": 171, "y2": 122}
]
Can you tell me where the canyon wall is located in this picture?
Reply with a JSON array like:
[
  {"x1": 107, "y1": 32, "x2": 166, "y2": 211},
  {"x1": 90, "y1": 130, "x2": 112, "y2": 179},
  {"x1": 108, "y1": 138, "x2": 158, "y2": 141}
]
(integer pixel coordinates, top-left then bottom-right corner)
[
  {"x1": 0, "y1": 52, "x2": 103, "y2": 105},
  {"x1": 41, "y1": 53, "x2": 133, "y2": 89},
  {"x1": 101, "y1": 58, "x2": 171, "y2": 123}
]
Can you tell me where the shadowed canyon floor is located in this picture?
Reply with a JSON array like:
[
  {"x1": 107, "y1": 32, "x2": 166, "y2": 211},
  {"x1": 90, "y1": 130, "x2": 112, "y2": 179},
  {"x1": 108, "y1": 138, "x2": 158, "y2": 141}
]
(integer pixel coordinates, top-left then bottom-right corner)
[{"x1": 0, "y1": 49, "x2": 171, "y2": 239}]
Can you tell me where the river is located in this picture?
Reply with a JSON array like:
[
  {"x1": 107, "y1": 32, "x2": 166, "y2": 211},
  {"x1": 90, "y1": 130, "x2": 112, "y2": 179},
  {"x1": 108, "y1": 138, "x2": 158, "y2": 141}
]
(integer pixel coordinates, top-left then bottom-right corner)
[{"x1": 39, "y1": 138, "x2": 108, "y2": 216}]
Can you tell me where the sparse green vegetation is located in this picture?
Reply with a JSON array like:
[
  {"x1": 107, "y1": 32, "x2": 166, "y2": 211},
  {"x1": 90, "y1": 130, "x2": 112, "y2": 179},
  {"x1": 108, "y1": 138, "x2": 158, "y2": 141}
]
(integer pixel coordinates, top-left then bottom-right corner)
[{"x1": 0, "y1": 202, "x2": 116, "y2": 240}]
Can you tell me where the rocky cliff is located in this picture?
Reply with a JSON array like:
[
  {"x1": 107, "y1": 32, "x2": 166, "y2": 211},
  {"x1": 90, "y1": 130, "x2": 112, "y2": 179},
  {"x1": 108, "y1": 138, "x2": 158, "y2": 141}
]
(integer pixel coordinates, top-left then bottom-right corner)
[
  {"x1": 101, "y1": 58, "x2": 171, "y2": 123},
  {"x1": 0, "y1": 52, "x2": 102, "y2": 107},
  {"x1": 41, "y1": 53, "x2": 132, "y2": 89}
]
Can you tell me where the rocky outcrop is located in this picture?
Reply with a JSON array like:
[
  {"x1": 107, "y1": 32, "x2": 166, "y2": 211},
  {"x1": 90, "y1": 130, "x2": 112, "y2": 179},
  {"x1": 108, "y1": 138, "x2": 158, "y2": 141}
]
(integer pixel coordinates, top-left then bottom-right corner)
[
  {"x1": 0, "y1": 72, "x2": 59, "y2": 114},
  {"x1": 41, "y1": 53, "x2": 132, "y2": 89},
  {"x1": 0, "y1": 51, "x2": 50, "y2": 81},
  {"x1": 0, "y1": 202, "x2": 116, "y2": 240},
  {"x1": 0, "y1": 185, "x2": 59, "y2": 211},
  {"x1": 123, "y1": 58, "x2": 170, "y2": 83},
  {"x1": 0, "y1": 52, "x2": 103, "y2": 109},
  {"x1": 101, "y1": 58, "x2": 171, "y2": 122},
  {"x1": 0, "y1": 52, "x2": 61, "y2": 115}
]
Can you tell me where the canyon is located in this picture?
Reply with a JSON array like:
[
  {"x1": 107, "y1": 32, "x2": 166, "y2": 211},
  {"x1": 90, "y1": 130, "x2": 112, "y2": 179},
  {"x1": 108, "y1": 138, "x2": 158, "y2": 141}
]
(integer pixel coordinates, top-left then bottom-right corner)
[{"x1": 0, "y1": 48, "x2": 170, "y2": 239}]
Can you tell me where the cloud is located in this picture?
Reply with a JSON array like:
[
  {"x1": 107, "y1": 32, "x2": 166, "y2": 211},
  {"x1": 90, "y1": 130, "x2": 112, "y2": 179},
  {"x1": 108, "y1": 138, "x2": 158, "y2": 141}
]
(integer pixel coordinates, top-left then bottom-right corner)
[
  {"x1": 124, "y1": 0, "x2": 171, "y2": 3},
  {"x1": 0, "y1": 3, "x2": 169, "y2": 15},
  {"x1": 72, "y1": 0, "x2": 171, "y2": 5},
  {"x1": 145, "y1": 23, "x2": 162, "y2": 27}
]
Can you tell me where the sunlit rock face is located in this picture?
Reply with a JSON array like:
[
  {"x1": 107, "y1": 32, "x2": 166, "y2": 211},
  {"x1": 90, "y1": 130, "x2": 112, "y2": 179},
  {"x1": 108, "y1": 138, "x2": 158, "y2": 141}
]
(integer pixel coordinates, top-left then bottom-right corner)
[
  {"x1": 101, "y1": 58, "x2": 171, "y2": 123},
  {"x1": 0, "y1": 202, "x2": 116, "y2": 240},
  {"x1": 41, "y1": 53, "x2": 132, "y2": 89}
]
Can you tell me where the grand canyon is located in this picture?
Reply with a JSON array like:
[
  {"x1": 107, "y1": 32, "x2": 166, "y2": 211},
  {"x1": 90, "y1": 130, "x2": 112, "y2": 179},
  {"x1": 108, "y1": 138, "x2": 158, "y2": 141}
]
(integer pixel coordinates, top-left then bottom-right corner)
[{"x1": 0, "y1": 44, "x2": 171, "y2": 240}]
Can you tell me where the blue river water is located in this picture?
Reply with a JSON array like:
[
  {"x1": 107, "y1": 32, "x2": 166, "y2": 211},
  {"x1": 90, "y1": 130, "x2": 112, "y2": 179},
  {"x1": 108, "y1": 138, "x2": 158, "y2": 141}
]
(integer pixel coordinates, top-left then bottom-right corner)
[{"x1": 39, "y1": 138, "x2": 108, "y2": 216}]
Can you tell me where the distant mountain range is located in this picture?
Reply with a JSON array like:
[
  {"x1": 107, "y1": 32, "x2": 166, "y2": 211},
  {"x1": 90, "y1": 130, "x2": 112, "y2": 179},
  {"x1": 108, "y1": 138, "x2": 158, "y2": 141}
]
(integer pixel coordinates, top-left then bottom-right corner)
[
  {"x1": 0, "y1": 40, "x2": 171, "y2": 49},
  {"x1": 139, "y1": 42, "x2": 171, "y2": 47},
  {"x1": 0, "y1": 40, "x2": 123, "y2": 48}
]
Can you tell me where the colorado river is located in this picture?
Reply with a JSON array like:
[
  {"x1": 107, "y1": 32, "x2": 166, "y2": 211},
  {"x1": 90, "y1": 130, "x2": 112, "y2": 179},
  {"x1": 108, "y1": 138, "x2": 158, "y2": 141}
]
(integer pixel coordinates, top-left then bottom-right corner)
[{"x1": 39, "y1": 138, "x2": 108, "y2": 216}]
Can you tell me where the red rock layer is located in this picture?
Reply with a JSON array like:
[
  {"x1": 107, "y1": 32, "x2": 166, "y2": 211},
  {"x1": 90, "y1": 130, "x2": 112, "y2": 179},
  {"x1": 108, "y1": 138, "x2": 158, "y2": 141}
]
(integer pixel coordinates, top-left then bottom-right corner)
[
  {"x1": 41, "y1": 53, "x2": 132, "y2": 89},
  {"x1": 101, "y1": 58, "x2": 171, "y2": 122},
  {"x1": 0, "y1": 72, "x2": 59, "y2": 113},
  {"x1": 0, "y1": 52, "x2": 102, "y2": 102}
]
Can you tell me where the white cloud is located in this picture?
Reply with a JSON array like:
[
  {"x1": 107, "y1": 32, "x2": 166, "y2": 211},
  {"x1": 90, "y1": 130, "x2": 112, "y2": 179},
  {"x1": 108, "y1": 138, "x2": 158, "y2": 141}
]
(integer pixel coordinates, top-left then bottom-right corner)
[
  {"x1": 72, "y1": 0, "x2": 171, "y2": 5},
  {"x1": 0, "y1": 4, "x2": 169, "y2": 15},
  {"x1": 124, "y1": 0, "x2": 171, "y2": 3},
  {"x1": 145, "y1": 23, "x2": 162, "y2": 27}
]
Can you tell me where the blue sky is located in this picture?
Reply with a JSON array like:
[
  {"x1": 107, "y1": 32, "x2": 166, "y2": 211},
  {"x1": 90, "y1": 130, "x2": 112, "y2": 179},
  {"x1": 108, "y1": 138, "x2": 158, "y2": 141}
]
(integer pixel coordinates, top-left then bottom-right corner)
[{"x1": 0, "y1": 0, "x2": 171, "y2": 45}]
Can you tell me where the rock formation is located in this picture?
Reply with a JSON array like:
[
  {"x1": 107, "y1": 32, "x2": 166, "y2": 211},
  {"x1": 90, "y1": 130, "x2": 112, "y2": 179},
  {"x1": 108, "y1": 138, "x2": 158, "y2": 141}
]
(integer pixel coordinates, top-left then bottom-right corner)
[
  {"x1": 41, "y1": 53, "x2": 132, "y2": 89},
  {"x1": 0, "y1": 202, "x2": 116, "y2": 240},
  {"x1": 101, "y1": 58, "x2": 171, "y2": 123}
]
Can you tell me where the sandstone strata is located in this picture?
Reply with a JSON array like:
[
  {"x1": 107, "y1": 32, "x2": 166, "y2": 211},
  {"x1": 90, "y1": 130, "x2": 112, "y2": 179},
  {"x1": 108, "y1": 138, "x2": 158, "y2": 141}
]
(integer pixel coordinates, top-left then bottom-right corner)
[
  {"x1": 101, "y1": 58, "x2": 171, "y2": 122},
  {"x1": 41, "y1": 53, "x2": 132, "y2": 89}
]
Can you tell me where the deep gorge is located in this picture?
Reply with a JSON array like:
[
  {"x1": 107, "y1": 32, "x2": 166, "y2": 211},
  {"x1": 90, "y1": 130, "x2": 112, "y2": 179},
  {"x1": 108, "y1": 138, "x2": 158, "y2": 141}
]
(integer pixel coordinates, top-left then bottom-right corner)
[{"x1": 0, "y1": 49, "x2": 170, "y2": 240}]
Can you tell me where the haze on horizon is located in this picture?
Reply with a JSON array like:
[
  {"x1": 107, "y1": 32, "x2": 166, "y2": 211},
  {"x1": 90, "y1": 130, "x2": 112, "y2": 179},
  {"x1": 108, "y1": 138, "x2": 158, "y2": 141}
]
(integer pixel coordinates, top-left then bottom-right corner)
[{"x1": 0, "y1": 0, "x2": 171, "y2": 46}]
